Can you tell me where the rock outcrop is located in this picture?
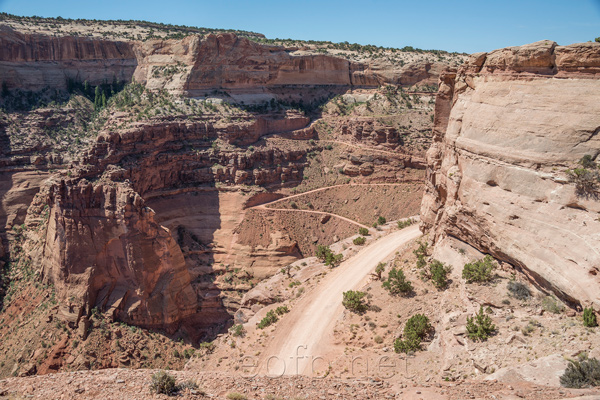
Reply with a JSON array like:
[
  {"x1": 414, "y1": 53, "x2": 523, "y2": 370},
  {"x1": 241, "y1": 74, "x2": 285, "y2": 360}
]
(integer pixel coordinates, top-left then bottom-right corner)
[
  {"x1": 421, "y1": 40, "x2": 600, "y2": 308},
  {"x1": 22, "y1": 179, "x2": 204, "y2": 335}
]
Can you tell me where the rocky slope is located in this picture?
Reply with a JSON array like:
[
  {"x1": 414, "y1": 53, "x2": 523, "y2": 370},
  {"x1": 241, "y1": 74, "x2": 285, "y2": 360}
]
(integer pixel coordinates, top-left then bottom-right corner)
[{"x1": 421, "y1": 40, "x2": 600, "y2": 308}]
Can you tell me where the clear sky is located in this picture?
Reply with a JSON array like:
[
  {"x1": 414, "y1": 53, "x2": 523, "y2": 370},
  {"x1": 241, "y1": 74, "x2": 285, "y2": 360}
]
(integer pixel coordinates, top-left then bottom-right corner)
[{"x1": 1, "y1": 0, "x2": 599, "y2": 54}]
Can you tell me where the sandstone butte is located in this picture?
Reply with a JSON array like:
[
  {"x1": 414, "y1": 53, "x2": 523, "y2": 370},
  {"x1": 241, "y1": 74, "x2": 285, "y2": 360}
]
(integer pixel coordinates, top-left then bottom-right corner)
[{"x1": 421, "y1": 40, "x2": 600, "y2": 309}]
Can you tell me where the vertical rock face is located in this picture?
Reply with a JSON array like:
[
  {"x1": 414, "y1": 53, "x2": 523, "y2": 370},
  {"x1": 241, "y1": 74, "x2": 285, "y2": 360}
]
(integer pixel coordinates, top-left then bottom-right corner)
[
  {"x1": 23, "y1": 179, "x2": 202, "y2": 334},
  {"x1": 421, "y1": 41, "x2": 600, "y2": 308},
  {"x1": 0, "y1": 26, "x2": 137, "y2": 90}
]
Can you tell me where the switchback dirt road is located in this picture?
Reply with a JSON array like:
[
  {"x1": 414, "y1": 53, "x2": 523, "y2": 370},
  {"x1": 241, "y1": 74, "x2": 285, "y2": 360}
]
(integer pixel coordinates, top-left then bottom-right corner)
[{"x1": 258, "y1": 224, "x2": 421, "y2": 376}]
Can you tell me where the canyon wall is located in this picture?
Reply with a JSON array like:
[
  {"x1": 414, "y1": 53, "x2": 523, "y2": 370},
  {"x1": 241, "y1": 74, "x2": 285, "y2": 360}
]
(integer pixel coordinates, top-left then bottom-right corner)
[
  {"x1": 421, "y1": 40, "x2": 600, "y2": 308},
  {"x1": 0, "y1": 25, "x2": 441, "y2": 95}
]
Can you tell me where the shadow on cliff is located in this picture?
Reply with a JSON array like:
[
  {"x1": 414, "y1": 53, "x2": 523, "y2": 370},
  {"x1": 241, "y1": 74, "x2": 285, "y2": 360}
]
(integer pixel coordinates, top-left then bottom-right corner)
[{"x1": 144, "y1": 180, "x2": 233, "y2": 344}]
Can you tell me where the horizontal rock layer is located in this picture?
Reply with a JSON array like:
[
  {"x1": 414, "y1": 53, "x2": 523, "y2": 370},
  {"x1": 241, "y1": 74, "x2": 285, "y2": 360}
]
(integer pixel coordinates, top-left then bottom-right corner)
[{"x1": 421, "y1": 40, "x2": 600, "y2": 308}]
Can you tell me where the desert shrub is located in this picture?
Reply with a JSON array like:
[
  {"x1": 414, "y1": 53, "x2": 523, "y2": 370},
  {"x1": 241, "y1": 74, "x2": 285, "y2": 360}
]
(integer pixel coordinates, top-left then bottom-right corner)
[
  {"x1": 462, "y1": 255, "x2": 495, "y2": 283},
  {"x1": 358, "y1": 227, "x2": 369, "y2": 236},
  {"x1": 560, "y1": 354, "x2": 600, "y2": 388},
  {"x1": 428, "y1": 259, "x2": 451, "y2": 289},
  {"x1": 397, "y1": 218, "x2": 415, "y2": 229},
  {"x1": 382, "y1": 267, "x2": 413, "y2": 296},
  {"x1": 230, "y1": 324, "x2": 246, "y2": 337},
  {"x1": 377, "y1": 216, "x2": 387, "y2": 225},
  {"x1": 342, "y1": 290, "x2": 368, "y2": 314},
  {"x1": 566, "y1": 155, "x2": 600, "y2": 197},
  {"x1": 226, "y1": 392, "x2": 247, "y2": 400},
  {"x1": 583, "y1": 307, "x2": 598, "y2": 327},
  {"x1": 290, "y1": 201, "x2": 298, "y2": 209},
  {"x1": 316, "y1": 245, "x2": 343, "y2": 267},
  {"x1": 541, "y1": 295, "x2": 564, "y2": 314},
  {"x1": 178, "y1": 380, "x2": 201, "y2": 392},
  {"x1": 394, "y1": 314, "x2": 431, "y2": 353},
  {"x1": 150, "y1": 371, "x2": 177, "y2": 395},
  {"x1": 374, "y1": 262, "x2": 386, "y2": 279},
  {"x1": 466, "y1": 306, "x2": 496, "y2": 341},
  {"x1": 507, "y1": 281, "x2": 531, "y2": 300},
  {"x1": 275, "y1": 305, "x2": 289, "y2": 315},
  {"x1": 258, "y1": 310, "x2": 278, "y2": 329},
  {"x1": 353, "y1": 236, "x2": 366, "y2": 245},
  {"x1": 413, "y1": 241, "x2": 428, "y2": 269}
]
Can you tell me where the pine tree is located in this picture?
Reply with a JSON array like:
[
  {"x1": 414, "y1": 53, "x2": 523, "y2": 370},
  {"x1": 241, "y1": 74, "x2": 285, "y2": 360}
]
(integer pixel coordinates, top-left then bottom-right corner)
[{"x1": 94, "y1": 86, "x2": 101, "y2": 110}]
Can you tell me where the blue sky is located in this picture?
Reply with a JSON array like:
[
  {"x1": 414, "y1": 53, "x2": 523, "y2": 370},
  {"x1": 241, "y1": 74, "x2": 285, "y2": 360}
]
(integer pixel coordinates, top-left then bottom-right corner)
[{"x1": 1, "y1": 0, "x2": 599, "y2": 53}]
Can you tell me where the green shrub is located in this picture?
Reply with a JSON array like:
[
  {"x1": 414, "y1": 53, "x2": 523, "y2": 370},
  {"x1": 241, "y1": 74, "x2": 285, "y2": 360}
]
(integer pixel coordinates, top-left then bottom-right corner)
[
  {"x1": 560, "y1": 354, "x2": 600, "y2": 388},
  {"x1": 583, "y1": 307, "x2": 598, "y2": 327},
  {"x1": 566, "y1": 155, "x2": 600, "y2": 197},
  {"x1": 150, "y1": 371, "x2": 177, "y2": 395},
  {"x1": 374, "y1": 262, "x2": 386, "y2": 280},
  {"x1": 462, "y1": 255, "x2": 495, "y2": 283},
  {"x1": 353, "y1": 236, "x2": 366, "y2": 245},
  {"x1": 342, "y1": 290, "x2": 368, "y2": 314},
  {"x1": 382, "y1": 267, "x2": 413, "y2": 296},
  {"x1": 394, "y1": 314, "x2": 431, "y2": 353},
  {"x1": 397, "y1": 218, "x2": 415, "y2": 229},
  {"x1": 358, "y1": 227, "x2": 369, "y2": 236},
  {"x1": 466, "y1": 306, "x2": 496, "y2": 341},
  {"x1": 258, "y1": 310, "x2": 278, "y2": 329},
  {"x1": 230, "y1": 324, "x2": 246, "y2": 337},
  {"x1": 316, "y1": 245, "x2": 343, "y2": 267},
  {"x1": 377, "y1": 216, "x2": 387, "y2": 225},
  {"x1": 413, "y1": 241, "x2": 428, "y2": 269},
  {"x1": 507, "y1": 281, "x2": 531, "y2": 300},
  {"x1": 275, "y1": 305, "x2": 289, "y2": 315},
  {"x1": 541, "y1": 295, "x2": 564, "y2": 314},
  {"x1": 429, "y1": 259, "x2": 451, "y2": 289}
]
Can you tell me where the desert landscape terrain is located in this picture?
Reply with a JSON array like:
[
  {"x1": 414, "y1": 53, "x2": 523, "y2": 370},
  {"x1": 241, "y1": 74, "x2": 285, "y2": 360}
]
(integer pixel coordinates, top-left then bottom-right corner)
[{"x1": 0, "y1": 10, "x2": 599, "y2": 400}]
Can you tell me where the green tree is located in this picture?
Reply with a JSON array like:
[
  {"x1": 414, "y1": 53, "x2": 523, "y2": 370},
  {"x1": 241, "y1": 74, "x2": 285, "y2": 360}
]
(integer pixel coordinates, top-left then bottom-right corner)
[
  {"x1": 342, "y1": 290, "x2": 368, "y2": 314},
  {"x1": 462, "y1": 255, "x2": 496, "y2": 283},
  {"x1": 374, "y1": 262, "x2": 386, "y2": 280},
  {"x1": 429, "y1": 259, "x2": 451, "y2": 289},
  {"x1": 316, "y1": 245, "x2": 343, "y2": 267},
  {"x1": 382, "y1": 267, "x2": 413, "y2": 296},
  {"x1": 94, "y1": 85, "x2": 101, "y2": 110},
  {"x1": 583, "y1": 307, "x2": 597, "y2": 327},
  {"x1": 394, "y1": 314, "x2": 431, "y2": 353},
  {"x1": 466, "y1": 306, "x2": 496, "y2": 341}
]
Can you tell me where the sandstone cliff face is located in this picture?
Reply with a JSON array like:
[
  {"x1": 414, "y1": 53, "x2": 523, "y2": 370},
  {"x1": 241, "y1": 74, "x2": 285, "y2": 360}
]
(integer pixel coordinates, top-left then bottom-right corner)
[
  {"x1": 421, "y1": 41, "x2": 600, "y2": 308},
  {"x1": 0, "y1": 26, "x2": 136, "y2": 90},
  {"x1": 23, "y1": 178, "x2": 205, "y2": 334},
  {"x1": 0, "y1": 25, "x2": 443, "y2": 96}
]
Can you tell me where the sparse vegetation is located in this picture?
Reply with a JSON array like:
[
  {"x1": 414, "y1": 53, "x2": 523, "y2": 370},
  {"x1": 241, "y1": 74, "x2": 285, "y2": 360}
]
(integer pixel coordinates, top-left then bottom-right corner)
[
  {"x1": 394, "y1": 314, "x2": 431, "y2": 353},
  {"x1": 230, "y1": 324, "x2": 246, "y2": 337},
  {"x1": 423, "y1": 259, "x2": 451, "y2": 289},
  {"x1": 374, "y1": 262, "x2": 386, "y2": 280},
  {"x1": 342, "y1": 290, "x2": 368, "y2": 314},
  {"x1": 541, "y1": 295, "x2": 564, "y2": 314},
  {"x1": 466, "y1": 306, "x2": 496, "y2": 341},
  {"x1": 382, "y1": 267, "x2": 413, "y2": 296},
  {"x1": 316, "y1": 245, "x2": 343, "y2": 267},
  {"x1": 258, "y1": 310, "x2": 279, "y2": 329},
  {"x1": 275, "y1": 305, "x2": 289, "y2": 315},
  {"x1": 414, "y1": 241, "x2": 428, "y2": 269},
  {"x1": 583, "y1": 307, "x2": 598, "y2": 327},
  {"x1": 560, "y1": 354, "x2": 600, "y2": 388},
  {"x1": 397, "y1": 218, "x2": 415, "y2": 229},
  {"x1": 507, "y1": 281, "x2": 531, "y2": 300},
  {"x1": 150, "y1": 371, "x2": 177, "y2": 395},
  {"x1": 462, "y1": 255, "x2": 496, "y2": 283},
  {"x1": 353, "y1": 236, "x2": 366, "y2": 245},
  {"x1": 566, "y1": 155, "x2": 599, "y2": 198}
]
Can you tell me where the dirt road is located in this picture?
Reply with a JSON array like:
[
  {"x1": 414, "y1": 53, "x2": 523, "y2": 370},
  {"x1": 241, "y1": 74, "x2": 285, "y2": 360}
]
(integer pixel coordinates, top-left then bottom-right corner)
[{"x1": 258, "y1": 224, "x2": 421, "y2": 376}]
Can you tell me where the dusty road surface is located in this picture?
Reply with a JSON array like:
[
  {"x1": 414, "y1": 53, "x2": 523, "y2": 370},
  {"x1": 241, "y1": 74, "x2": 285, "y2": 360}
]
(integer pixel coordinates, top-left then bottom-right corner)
[{"x1": 257, "y1": 225, "x2": 421, "y2": 376}]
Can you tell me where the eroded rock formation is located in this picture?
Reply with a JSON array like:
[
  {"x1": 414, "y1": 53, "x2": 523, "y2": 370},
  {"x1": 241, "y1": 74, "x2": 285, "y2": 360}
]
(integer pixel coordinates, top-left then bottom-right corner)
[{"x1": 421, "y1": 40, "x2": 600, "y2": 308}]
